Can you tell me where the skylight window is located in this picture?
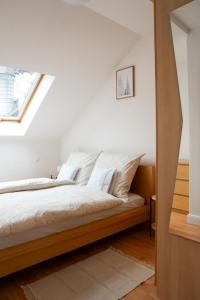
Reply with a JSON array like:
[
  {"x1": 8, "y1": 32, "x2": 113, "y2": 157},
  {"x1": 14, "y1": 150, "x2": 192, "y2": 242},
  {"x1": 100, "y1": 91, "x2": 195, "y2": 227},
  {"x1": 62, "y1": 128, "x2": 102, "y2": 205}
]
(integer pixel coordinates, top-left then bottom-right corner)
[{"x1": 0, "y1": 66, "x2": 44, "y2": 122}]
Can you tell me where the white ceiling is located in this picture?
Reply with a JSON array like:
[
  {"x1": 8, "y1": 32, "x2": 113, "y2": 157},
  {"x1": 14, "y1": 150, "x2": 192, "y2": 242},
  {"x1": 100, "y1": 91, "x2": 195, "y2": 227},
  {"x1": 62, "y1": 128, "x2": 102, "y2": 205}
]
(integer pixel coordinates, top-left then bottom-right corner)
[
  {"x1": 0, "y1": 0, "x2": 138, "y2": 139},
  {"x1": 63, "y1": 0, "x2": 89, "y2": 5},
  {"x1": 0, "y1": 0, "x2": 153, "y2": 140},
  {"x1": 86, "y1": 0, "x2": 154, "y2": 37},
  {"x1": 172, "y1": 0, "x2": 200, "y2": 31}
]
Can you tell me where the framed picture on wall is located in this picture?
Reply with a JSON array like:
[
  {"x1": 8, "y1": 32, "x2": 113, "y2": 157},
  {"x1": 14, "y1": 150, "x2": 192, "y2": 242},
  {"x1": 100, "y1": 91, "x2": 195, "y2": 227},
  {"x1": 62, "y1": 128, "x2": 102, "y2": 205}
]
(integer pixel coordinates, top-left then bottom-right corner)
[{"x1": 116, "y1": 66, "x2": 135, "y2": 99}]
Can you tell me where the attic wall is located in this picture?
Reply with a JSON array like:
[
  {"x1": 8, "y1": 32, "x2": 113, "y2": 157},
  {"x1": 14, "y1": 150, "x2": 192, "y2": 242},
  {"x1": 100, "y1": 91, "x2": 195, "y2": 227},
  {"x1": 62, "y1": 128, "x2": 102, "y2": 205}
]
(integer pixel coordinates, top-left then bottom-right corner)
[
  {"x1": 0, "y1": 0, "x2": 136, "y2": 139},
  {"x1": 0, "y1": 0, "x2": 136, "y2": 180},
  {"x1": 0, "y1": 139, "x2": 59, "y2": 182},
  {"x1": 61, "y1": 35, "x2": 156, "y2": 164}
]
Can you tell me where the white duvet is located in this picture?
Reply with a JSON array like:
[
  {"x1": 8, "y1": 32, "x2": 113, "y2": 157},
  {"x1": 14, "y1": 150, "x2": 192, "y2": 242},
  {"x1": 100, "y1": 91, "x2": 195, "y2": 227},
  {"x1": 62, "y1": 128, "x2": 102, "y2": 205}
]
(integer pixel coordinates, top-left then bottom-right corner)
[
  {"x1": 0, "y1": 184, "x2": 123, "y2": 238},
  {"x1": 0, "y1": 178, "x2": 74, "y2": 194}
]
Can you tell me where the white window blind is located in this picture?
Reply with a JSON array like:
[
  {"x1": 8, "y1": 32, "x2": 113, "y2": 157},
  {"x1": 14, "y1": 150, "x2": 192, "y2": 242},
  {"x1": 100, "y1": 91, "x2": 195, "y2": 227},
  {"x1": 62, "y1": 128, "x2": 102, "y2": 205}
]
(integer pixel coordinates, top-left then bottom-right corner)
[{"x1": 0, "y1": 66, "x2": 40, "y2": 119}]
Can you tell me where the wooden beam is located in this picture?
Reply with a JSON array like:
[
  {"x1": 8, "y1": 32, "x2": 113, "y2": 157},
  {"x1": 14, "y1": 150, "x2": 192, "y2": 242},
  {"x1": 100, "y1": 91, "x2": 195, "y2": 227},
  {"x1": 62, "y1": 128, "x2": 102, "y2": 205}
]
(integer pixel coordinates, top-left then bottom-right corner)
[{"x1": 155, "y1": 0, "x2": 200, "y2": 299}]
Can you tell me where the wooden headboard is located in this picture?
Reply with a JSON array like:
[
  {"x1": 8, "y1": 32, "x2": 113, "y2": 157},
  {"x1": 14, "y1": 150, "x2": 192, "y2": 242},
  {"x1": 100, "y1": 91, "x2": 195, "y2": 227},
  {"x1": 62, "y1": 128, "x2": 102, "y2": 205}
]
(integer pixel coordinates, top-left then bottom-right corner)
[{"x1": 130, "y1": 165, "x2": 155, "y2": 202}]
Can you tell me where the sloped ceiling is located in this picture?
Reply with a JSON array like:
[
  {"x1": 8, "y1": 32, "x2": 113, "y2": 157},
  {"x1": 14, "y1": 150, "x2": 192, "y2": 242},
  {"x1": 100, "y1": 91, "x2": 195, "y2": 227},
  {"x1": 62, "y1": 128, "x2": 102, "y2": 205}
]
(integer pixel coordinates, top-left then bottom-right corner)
[
  {"x1": 172, "y1": 0, "x2": 200, "y2": 31},
  {"x1": 86, "y1": 0, "x2": 154, "y2": 37},
  {"x1": 0, "y1": 0, "x2": 138, "y2": 139}
]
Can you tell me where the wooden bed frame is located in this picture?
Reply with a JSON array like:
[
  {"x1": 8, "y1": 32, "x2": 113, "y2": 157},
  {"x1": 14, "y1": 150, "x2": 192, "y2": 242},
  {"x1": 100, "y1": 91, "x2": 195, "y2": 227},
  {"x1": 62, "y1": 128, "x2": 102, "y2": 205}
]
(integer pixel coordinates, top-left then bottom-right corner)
[{"x1": 0, "y1": 165, "x2": 155, "y2": 278}]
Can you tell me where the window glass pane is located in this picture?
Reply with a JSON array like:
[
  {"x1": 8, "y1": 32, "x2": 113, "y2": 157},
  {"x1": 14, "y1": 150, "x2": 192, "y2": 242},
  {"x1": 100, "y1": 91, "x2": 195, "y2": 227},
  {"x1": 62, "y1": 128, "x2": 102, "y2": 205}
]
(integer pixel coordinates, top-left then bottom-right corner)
[{"x1": 0, "y1": 66, "x2": 40, "y2": 118}]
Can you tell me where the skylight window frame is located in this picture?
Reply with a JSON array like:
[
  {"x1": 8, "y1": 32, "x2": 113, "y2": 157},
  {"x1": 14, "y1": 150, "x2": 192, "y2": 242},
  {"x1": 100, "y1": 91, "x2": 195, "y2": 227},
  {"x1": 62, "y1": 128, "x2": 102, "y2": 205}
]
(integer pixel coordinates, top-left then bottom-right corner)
[{"x1": 0, "y1": 74, "x2": 45, "y2": 123}]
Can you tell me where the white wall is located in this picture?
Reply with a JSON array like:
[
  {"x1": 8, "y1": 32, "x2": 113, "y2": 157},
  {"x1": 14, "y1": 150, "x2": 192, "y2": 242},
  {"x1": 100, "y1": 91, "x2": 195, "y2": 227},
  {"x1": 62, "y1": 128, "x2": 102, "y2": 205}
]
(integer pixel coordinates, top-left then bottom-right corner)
[
  {"x1": 187, "y1": 28, "x2": 200, "y2": 225},
  {"x1": 172, "y1": 30, "x2": 190, "y2": 160},
  {"x1": 61, "y1": 36, "x2": 156, "y2": 164},
  {"x1": 177, "y1": 59, "x2": 190, "y2": 160},
  {"x1": 0, "y1": 0, "x2": 154, "y2": 181},
  {"x1": 0, "y1": 0, "x2": 136, "y2": 139},
  {"x1": 0, "y1": 0, "x2": 136, "y2": 181},
  {"x1": 171, "y1": 23, "x2": 190, "y2": 160},
  {"x1": 0, "y1": 139, "x2": 60, "y2": 182}
]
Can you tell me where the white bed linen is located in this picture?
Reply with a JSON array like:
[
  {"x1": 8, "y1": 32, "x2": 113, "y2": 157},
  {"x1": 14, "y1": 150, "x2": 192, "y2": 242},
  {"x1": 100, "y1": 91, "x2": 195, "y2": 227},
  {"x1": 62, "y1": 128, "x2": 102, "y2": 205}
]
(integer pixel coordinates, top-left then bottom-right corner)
[
  {"x1": 0, "y1": 193, "x2": 144, "y2": 250},
  {"x1": 0, "y1": 178, "x2": 73, "y2": 194},
  {"x1": 0, "y1": 185, "x2": 123, "y2": 238}
]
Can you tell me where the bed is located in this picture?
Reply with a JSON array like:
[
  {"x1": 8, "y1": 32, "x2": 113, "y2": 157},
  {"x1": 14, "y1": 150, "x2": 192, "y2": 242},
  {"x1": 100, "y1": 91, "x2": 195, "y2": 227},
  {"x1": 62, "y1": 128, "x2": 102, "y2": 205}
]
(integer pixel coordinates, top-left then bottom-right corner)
[{"x1": 0, "y1": 165, "x2": 155, "y2": 278}]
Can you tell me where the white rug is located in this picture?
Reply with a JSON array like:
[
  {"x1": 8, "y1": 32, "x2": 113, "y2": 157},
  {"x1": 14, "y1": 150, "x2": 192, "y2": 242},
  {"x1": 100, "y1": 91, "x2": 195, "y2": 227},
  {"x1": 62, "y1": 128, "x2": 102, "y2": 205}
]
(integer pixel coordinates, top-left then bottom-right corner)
[{"x1": 22, "y1": 248, "x2": 154, "y2": 300}]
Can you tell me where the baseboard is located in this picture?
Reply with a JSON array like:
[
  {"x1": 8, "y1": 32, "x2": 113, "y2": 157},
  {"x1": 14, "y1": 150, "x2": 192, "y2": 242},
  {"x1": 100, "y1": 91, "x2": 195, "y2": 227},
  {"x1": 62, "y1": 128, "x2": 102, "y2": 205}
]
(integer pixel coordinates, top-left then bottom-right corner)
[{"x1": 187, "y1": 214, "x2": 200, "y2": 226}]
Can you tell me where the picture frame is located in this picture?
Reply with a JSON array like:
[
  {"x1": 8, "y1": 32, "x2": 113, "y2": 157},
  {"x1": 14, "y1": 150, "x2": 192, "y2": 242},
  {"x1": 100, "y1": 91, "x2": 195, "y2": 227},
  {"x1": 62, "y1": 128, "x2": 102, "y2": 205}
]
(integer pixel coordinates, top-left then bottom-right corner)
[{"x1": 116, "y1": 66, "x2": 135, "y2": 99}]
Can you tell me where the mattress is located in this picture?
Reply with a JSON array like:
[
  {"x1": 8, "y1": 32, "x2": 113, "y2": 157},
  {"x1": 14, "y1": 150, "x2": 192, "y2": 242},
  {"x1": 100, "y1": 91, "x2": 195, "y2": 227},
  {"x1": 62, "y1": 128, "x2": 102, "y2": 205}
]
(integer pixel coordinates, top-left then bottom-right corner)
[
  {"x1": 0, "y1": 185, "x2": 123, "y2": 238},
  {"x1": 0, "y1": 193, "x2": 144, "y2": 250}
]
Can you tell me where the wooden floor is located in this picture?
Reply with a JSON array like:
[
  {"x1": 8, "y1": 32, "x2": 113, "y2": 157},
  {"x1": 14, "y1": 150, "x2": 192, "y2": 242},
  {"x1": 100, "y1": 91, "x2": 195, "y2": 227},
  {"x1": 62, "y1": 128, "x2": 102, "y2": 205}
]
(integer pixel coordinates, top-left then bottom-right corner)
[{"x1": 0, "y1": 223, "x2": 157, "y2": 300}]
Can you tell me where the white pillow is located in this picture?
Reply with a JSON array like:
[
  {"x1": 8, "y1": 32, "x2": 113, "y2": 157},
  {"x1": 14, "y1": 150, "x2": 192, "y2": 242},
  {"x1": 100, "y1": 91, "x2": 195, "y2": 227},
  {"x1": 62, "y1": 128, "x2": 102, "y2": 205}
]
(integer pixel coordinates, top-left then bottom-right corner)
[
  {"x1": 94, "y1": 152, "x2": 144, "y2": 198},
  {"x1": 87, "y1": 167, "x2": 115, "y2": 193},
  {"x1": 66, "y1": 151, "x2": 101, "y2": 185},
  {"x1": 57, "y1": 164, "x2": 79, "y2": 181}
]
